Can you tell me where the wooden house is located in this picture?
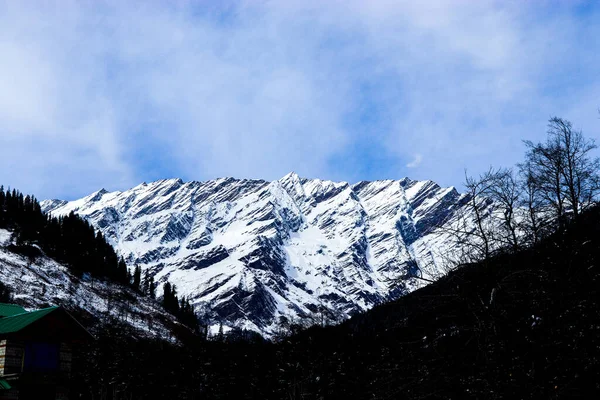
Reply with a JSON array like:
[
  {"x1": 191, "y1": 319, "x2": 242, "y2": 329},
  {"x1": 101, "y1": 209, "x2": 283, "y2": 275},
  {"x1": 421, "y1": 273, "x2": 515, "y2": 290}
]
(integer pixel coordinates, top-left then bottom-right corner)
[{"x1": 0, "y1": 304, "x2": 93, "y2": 400}]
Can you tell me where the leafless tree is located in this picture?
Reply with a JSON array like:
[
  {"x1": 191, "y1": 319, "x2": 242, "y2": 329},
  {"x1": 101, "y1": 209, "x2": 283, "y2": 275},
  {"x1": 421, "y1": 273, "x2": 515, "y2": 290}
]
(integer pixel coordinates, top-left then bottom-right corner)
[
  {"x1": 431, "y1": 168, "x2": 522, "y2": 269},
  {"x1": 425, "y1": 168, "x2": 499, "y2": 274},
  {"x1": 486, "y1": 168, "x2": 522, "y2": 252},
  {"x1": 395, "y1": 116, "x2": 600, "y2": 288},
  {"x1": 463, "y1": 168, "x2": 505, "y2": 260},
  {"x1": 436, "y1": 204, "x2": 488, "y2": 266},
  {"x1": 523, "y1": 137, "x2": 565, "y2": 227},
  {"x1": 517, "y1": 162, "x2": 546, "y2": 245},
  {"x1": 551, "y1": 117, "x2": 600, "y2": 216},
  {"x1": 524, "y1": 117, "x2": 600, "y2": 227}
]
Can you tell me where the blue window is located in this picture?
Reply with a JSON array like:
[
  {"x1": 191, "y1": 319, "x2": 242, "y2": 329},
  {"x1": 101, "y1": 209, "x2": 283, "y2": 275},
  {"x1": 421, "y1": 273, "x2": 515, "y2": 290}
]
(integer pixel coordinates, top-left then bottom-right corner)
[{"x1": 24, "y1": 343, "x2": 59, "y2": 371}]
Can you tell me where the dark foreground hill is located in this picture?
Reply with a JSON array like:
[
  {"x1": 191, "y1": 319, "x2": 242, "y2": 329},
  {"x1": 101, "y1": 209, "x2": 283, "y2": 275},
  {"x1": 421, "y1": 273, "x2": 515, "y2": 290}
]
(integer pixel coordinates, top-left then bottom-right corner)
[
  {"x1": 278, "y1": 213, "x2": 600, "y2": 399},
  {"x1": 70, "y1": 206, "x2": 600, "y2": 399}
]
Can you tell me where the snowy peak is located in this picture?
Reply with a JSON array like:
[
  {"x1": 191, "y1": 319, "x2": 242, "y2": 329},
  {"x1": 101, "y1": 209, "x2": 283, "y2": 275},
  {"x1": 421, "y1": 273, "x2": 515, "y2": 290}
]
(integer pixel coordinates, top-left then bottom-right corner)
[{"x1": 42, "y1": 173, "x2": 469, "y2": 336}]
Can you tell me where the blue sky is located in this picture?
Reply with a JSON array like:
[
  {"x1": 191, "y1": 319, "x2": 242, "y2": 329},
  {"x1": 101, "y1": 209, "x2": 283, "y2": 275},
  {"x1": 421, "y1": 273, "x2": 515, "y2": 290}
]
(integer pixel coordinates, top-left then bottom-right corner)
[{"x1": 0, "y1": 1, "x2": 599, "y2": 200}]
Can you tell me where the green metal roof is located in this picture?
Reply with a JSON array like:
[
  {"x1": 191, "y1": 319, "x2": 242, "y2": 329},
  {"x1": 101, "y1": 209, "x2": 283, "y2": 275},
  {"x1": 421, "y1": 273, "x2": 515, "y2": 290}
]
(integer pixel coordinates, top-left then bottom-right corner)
[
  {"x1": 0, "y1": 306, "x2": 59, "y2": 334},
  {"x1": 0, "y1": 303, "x2": 27, "y2": 318}
]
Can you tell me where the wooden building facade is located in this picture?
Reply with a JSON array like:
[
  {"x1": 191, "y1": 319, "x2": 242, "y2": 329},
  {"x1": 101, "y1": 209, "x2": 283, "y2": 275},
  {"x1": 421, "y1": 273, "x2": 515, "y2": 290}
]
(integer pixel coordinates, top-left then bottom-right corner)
[{"x1": 0, "y1": 304, "x2": 92, "y2": 400}]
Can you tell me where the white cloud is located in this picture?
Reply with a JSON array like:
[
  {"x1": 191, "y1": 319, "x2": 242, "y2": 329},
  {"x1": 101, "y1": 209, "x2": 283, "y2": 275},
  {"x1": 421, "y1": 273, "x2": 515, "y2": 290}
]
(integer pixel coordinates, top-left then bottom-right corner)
[
  {"x1": 0, "y1": 1, "x2": 598, "y2": 198},
  {"x1": 406, "y1": 154, "x2": 423, "y2": 169}
]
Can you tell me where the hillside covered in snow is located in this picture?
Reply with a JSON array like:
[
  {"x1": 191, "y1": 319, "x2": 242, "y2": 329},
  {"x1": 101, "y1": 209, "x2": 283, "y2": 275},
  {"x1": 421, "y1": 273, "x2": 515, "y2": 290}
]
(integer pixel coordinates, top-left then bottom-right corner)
[
  {"x1": 42, "y1": 173, "x2": 472, "y2": 335},
  {"x1": 0, "y1": 228, "x2": 180, "y2": 339}
]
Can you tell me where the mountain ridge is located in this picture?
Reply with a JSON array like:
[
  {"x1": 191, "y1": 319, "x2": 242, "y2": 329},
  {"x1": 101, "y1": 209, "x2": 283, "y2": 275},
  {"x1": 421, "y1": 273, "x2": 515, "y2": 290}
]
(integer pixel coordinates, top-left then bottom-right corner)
[{"x1": 41, "y1": 173, "x2": 468, "y2": 335}]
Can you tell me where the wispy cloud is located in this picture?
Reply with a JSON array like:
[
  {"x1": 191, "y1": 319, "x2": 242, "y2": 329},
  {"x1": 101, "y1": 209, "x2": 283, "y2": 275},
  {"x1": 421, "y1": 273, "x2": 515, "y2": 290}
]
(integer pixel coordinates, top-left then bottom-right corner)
[
  {"x1": 0, "y1": 1, "x2": 599, "y2": 199},
  {"x1": 406, "y1": 154, "x2": 423, "y2": 169}
]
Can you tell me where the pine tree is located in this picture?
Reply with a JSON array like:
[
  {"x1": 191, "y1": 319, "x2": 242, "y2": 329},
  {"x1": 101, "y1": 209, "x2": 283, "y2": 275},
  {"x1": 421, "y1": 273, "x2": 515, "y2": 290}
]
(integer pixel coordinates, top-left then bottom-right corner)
[
  {"x1": 141, "y1": 270, "x2": 150, "y2": 295},
  {"x1": 149, "y1": 276, "x2": 156, "y2": 299},
  {"x1": 133, "y1": 265, "x2": 142, "y2": 291},
  {"x1": 163, "y1": 282, "x2": 172, "y2": 311},
  {"x1": 0, "y1": 281, "x2": 12, "y2": 303}
]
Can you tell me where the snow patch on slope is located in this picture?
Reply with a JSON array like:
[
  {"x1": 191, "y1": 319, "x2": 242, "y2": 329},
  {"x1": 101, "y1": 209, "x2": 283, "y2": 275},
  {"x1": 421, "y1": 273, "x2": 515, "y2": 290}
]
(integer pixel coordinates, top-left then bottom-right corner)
[{"x1": 0, "y1": 231, "x2": 179, "y2": 339}]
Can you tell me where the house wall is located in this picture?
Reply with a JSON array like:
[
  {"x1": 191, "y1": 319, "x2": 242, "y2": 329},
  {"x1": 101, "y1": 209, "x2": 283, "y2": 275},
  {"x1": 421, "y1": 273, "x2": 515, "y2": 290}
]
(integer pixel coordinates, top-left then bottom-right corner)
[
  {"x1": 0, "y1": 340, "x2": 20, "y2": 399},
  {"x1": 0, "y1": 340, "x2": 24, "y2": 375},
  {"x1": 0, "y1": 389, "x2": 19, "y2": 400},
  {"x1": 58, "y1": 344, "x2": 71, "y2": 375},
  {"x1": 3, "y1": 341, "x2": 71, "y2": 374},
  {"x1": 0, "y1": 340, "x2": 72, "y2": 400},
  {"x1": 0, "y1": 339, "x2": 5, "y2": 375}
]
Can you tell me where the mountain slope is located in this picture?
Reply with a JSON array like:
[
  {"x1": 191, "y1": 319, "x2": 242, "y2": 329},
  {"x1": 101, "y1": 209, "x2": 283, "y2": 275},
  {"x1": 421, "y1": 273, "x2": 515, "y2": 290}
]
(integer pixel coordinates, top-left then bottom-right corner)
[
  {"x1": 275, "y1": 206, "x2": 600, "y2": 399},
  {"x1": 0, "y1": 228, "x2": 180, "y2": 339},
  {"x1": 42, "y1": 173, "x2": 470, "y2": 335}
]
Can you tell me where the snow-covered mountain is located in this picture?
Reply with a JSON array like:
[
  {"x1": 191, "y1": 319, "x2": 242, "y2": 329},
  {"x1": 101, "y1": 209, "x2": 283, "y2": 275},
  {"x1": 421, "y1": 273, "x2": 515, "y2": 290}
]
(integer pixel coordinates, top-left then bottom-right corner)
[{"x1": 41, "y1": 173, "x2": 468, "y2": 335}]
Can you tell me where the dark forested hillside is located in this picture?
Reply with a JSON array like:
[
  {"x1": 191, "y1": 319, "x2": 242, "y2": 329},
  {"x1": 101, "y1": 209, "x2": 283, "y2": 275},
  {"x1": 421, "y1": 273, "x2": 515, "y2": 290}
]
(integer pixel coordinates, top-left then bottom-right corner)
[
  {"x1": 69, "y1": 204, "x2": 600, "y2": 399},
  {"x1": 0, "y1": 186, "x2": 198, "y2": 331},
  {"x1": 0, "y1": 186, "x2": 129, "y2": 282}
]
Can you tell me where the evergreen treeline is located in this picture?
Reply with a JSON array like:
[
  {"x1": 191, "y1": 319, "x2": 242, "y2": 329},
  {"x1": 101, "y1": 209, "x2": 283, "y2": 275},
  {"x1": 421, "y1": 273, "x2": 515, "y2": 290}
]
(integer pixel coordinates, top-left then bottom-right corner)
[
  {"x1": 162, "y1": 281, "x2": 198, "y2": 331},
  {"x1": 127, "y1": 265, "x2": 198, "y2": 330},
  {"x1": 0, "y1": 186, "x2": 199, "y2": 331},
  {"x1": 0, "y1": 186, "x2": 129, "y2": 283}
]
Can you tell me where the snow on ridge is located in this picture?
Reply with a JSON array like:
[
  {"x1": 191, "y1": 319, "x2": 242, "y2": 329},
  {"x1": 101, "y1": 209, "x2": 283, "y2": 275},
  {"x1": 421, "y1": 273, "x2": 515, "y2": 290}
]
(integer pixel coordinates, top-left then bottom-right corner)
[{"x1": 41, "y1": 173, "x2": 469, "y2": 336}]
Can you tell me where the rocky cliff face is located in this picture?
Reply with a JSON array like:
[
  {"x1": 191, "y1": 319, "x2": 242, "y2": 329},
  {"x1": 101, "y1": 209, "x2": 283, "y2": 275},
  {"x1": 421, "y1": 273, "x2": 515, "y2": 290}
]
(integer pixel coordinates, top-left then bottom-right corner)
[{"x1": 42, "y1": 173, "x2": 469, "y2": 335}]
